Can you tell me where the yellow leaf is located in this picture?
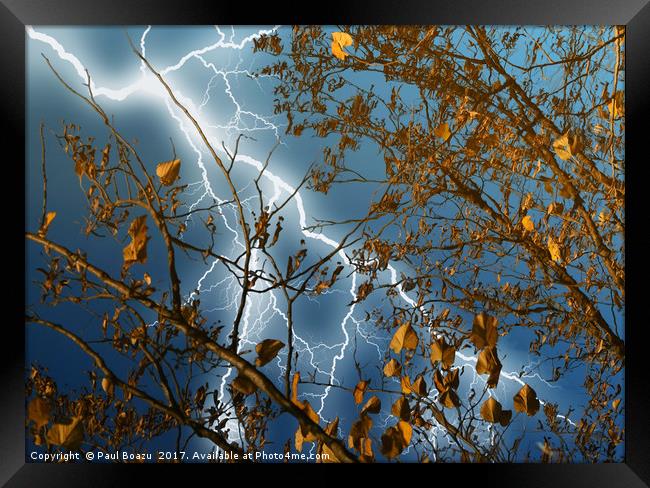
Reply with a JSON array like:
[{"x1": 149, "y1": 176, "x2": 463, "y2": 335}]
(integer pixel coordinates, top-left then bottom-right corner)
[
  {"x1": 38, "y1": 211, "x2": 57, "y2": 237},
  {"x1": 598, "y1": 210, "x2": 609, "y2": 225},
  {"x1": 612, "y1": 398, "x2": 621, "y2": 410},
  {"x1": 27, "y1": 397, "x2": 51, "y2": 428},
  {"x1": 155, "y1": 159, "x2": 181, "y2": 186},
  {"x1": 548, "y1": 236, "x2": 562, "y2": 263},
  {"x1": 430, "y1": 337, "x2": 456, "y2": 369},
  {"x1": 46, "y1": 417, "x2": 84, "y2": 450},
  {"x1": 607, "y1": 98, "x2": 619, "y2": 119},
  {"x1": 101, "y1": 377, "x2": 114, "y2": 397},
  {"x1": 255, "y1": 338, "x2": 285, "y2": 367},
  {"x1": 552, "y1": 133, "x2": 578, "y2": 161},
  {"x1": 513, "y1": 384, "x2": 540, "y2": 416},
  {"x1": 361, "y1": 395, "x2": 381, "y2": 415},
  {"x1": 607, "y1": 91, "x2": 624, "y2": 119},
  {"x1": 383, "y1": 358, "x2": 401, "y2": 377},
  {"x1": 470, "y1": 312, "x2": 499, "y2": 350},
  {"x1": 122, "y1": 216, "x2": 149, "y2": 269},
  {"x1": 353, "y1": 380, "x2": 369, "y2": 405},
  {"x1": 389, "y1": 323, "x2": 419, "y2": 354},
  {"x1": 521, "y1": 215, "x2": 535, "y2": 232},
  {"x1": 331, "y1": 32, "x2": 353, "y2": 60},
  {"x1": 143, "y1": 272, "x2": 152, "y2": 285},
  {"x1": 400, "y1": 375, "x2": 412, "y2": 394},
  {"x1": 434, "y1": 122, "x2": 451, "y2": 141}
]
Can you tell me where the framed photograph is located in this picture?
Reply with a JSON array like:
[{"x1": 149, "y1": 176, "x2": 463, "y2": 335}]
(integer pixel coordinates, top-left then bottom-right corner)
[{"x1": 3, "y1": 0, "x2": 649, "y2": 485}]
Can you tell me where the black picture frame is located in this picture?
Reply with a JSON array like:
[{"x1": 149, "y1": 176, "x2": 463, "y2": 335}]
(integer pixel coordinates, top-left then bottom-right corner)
[{"x1": 3, "y1": 1, "x2": 649, "y2": 485}]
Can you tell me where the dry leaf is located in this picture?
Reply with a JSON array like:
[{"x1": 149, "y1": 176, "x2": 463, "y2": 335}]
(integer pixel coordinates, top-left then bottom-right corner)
[
  {"x1": 38, "y1": 211, "x2": 57, "y2": 237},
  {"x1": 331, "y1": 32, "x2": 353, "y2": 60},
  {"x1": 552, "y1": 133, "x2": 573, "y2": 160},
  {"x1": 383, "y1": 358, "x2": 402, "y2": 377},
  {"x1": 433, "y1": 369, "x2": 461, "y2": 408},
  {"x1": 548, "y1": 236, "x2": 562, "y2": 263},
  {"x1": 291, "y1": 372, "x2": 303, "y2": 408},
  {"x1": 553, "y1": 132, "x2": 581, "y2": 161},
  {"x1": 122, "y1": 216, "x2": 149, "y2": 269},
  {"x1": 499, "y1": 409, "x2": 513, "y2": 426},
  {"x1": 27, "y1": 397, "x2": 51, "y2": 428},
  {"x1": 389, "y1": 323, "x2": 419, "y2": 354},
  {"x1": 434, "y1": 368, "x2": 460, "y2": 392},
  {"x1": 101, "y1": 377, "x2": 114, "y2": 397},
  {"x1": 255, "y1": 338, "x2": 285, "y2": 367},
  {"x1": 391, "y1": 397, "x2": 411, "y2": 421},
  {"x1": 470, "y1": 312, "x2": 498, "y2": 350},
  {"x1": 400, "y1": 375, "x2": 412, "y2": 394},
  {"x1": 155, "y1": 159, "x2": 181, "y2": 186},
  {"x1": 299, "y1": 400, "x2": 320, "y2": 441},
  {"x1": 607, "y1": 91, "x2": 624, "y2": 118},
  {"x1": 353, "y1": 380, "x2": 369, "y2": 405},
  {"x1": 480, "y1": 396, "x2": 512, "y2": 426},
  {"x1": 430, "y1": 337, "x2": 456, "y2": 369},
  {"x1": 380, "y1": 421, "x2": 411, "y2": 459},
  {"x1": 513, "y1": 383, "x2": 540, "y2": 416},
  {"x1": 361, "y1": 396, "x2": 381, "y2": 415},
  {"x1": 439, "y1": 389, "x2": 461, "y2": 408},
  {"x1": 410, "y1": 375, "x2": 427, "y2": 396},
  {"x1": 397, "y1": 420, "x2": 412, "y2": 445},
  {"x1": 46, "y1": 417, "x2": 84, "y2": 450},
  {"x1": 295, "y1": 425, "x2": 305, "y2": 452},
  {"x1": 434, "y1": 122, "x2": 451, "y2": 141},
  {"x1": 359, "y1": 437, "x2": 374, "y2": 462},
  {"x1": 521, "y1": 215, "x2": 535, "y2": 232},
  {"x1": 476, "y1": 346, "x2": 502, "y2": 388},
  {"x1": 348, "y1": 414, "x2": 373, "y2": 452},
  {"x1": 318, "y1": 417, "x2": 341, "y2": 462}
]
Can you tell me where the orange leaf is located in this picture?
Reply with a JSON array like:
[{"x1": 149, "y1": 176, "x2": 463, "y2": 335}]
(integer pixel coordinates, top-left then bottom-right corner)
[
  {"x1": 331, "y1": 32, "x2": 353, "y2": 60},
  {"x1": 513, "y1": 383, "x2": 540, "y2": 416},
  {"x1": 155, "y1": 159, "x2": 181, "y2": 186},
  {"x1": 353, "y1": 380, "x2": 369, "y2": 405},
  {"x1": 390, "y1": 323, "x2": 419, "y2": 354}
]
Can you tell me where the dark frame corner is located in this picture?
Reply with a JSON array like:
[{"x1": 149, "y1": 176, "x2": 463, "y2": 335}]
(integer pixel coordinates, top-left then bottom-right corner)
[{"x1": 3, "y1": 0, "x2": 649, "y2": 486}]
